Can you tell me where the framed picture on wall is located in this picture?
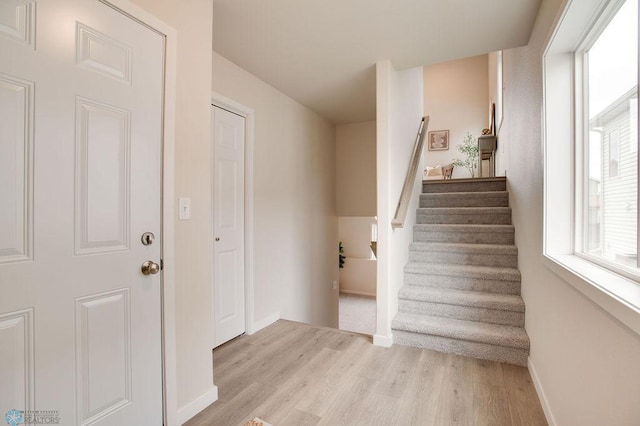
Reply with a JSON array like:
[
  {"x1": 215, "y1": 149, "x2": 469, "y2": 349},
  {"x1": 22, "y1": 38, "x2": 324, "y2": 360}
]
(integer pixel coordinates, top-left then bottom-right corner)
[{"x1": 428, "y1": 130, "x2": 449, "y2": 151}]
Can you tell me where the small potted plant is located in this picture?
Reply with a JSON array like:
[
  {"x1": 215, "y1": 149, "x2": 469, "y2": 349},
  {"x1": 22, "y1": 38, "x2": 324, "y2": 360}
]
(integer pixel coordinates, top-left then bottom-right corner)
[{"x1": 452, "y1": 132, "x2": 479, "y2": 178}]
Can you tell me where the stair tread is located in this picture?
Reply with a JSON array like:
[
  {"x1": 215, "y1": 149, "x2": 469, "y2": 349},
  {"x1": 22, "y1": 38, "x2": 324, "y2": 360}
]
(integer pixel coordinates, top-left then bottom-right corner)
[
  {"x1": 392, "y1": 312, "x2": 529, "y2": 349},
  {"x1": 423, "y1": 177, "x2": 506, "y2": 183},
  {"x1": 409, "y1": 242, "x2": 517, "y2": 254},
  {"x1": 414, "y1": 223, "x2": 514, "y2": 232},
  {"x1": 399, "y1": 286, "x2": 525, "y2": 312},
  {"x1": 420, "y1": 192, "x2": 509, "y2": 208},
  {"x1": 422, "y1": 178, "x2": 506, "y2": 194},
  {"x1": 421, "y1": 191, "x2": 508, "y2": 198},
  {"x1": 405, "y1": 262, "x2": 521, "y2": 281},
  {"x1": 417, "y1": 207, "x2": 511, "y2": 214}
]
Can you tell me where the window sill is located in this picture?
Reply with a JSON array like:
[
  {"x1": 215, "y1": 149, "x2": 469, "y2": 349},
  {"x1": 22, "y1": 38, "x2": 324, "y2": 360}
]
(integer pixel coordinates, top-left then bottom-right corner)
[{"x1": 543, "y1": 253, "x2": 640, "y2": 335}]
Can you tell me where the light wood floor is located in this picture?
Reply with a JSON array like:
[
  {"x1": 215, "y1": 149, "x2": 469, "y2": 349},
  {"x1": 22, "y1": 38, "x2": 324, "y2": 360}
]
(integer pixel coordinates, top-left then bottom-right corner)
[{"x1": 185, "y1": 320, "x2": 547, "y2": 426}]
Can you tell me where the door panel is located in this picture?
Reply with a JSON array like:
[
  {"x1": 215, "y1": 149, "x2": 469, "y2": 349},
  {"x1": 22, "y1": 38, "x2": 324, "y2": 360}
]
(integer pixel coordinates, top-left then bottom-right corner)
[
  {"x1": 75, "y1": 289, "x2": 131, "y2": 424},
  {"x1": 0, "y1": 0, "x2": 35, "y2": 47},
  {"x1": 217, "y1": 249, "x2": 239, "y2": 321},
  {"x1": 218, "y1": 160, "x2": 238, "y2": 228},
  {"x1": 213, "y1": 106, "x2": 246, "y2": 347},
  {"x1": 0, "y1": 308, "x2": 34, "y2": 416},
  {"x1": 0, "y1": 73, "x2": 32, "y2": 262},
  {"x1": 0, "y1": 1, "x2": 164, "y2": 424},
  {"x1": 75, "y1": 97, "x2": 130, "y2": 254},
  {"x1": 76, "y1": 22, "x2": 132, "y2": 83}
]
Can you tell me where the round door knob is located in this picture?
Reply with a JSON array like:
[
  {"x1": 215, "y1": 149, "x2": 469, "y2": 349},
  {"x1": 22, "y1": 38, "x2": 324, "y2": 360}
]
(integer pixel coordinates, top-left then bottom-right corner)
[{"x1": 141, "y1": 260, "x2": 160, "y2": 275}]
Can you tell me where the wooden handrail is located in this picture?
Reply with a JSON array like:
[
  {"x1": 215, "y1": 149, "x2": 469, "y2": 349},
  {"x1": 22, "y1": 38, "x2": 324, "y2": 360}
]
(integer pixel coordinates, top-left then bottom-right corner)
[{"x1": 391, "y1": 116, "x2": 429, "y2": 228}]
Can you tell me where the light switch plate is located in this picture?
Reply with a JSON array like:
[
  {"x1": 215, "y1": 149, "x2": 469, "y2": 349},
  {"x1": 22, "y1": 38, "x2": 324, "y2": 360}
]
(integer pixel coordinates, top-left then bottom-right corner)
[{"x1": 179, "y1": 197, "x2": 191, "y2": 220}]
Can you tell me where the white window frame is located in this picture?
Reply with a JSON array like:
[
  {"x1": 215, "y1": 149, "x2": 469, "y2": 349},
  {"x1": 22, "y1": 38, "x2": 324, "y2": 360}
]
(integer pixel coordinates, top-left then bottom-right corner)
[
  {"x1": 542, "y1": 0, "x2": 640, "y2": 336},
  {"x1": 575, "y1": 0, "x2": 640, "y2": 280}
]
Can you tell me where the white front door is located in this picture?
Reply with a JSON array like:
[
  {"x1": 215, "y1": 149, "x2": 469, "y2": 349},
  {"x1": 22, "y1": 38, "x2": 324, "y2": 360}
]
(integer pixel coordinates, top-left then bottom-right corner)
[
  {"x1": 0, "y1": 1, "x2": 164, "y2": 424},
  {"x1": 212, "y1": 105, "x2": 246, "y2": 347}
]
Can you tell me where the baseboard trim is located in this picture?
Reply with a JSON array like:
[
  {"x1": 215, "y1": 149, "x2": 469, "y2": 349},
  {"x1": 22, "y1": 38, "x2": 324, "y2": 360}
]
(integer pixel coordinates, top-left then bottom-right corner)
[
  {"x1": 373, "y1": 333, "x2": 393, "y2": 347},
  {"x1": 528, "y1": 357, "x2": 556, "y2": 426},
  {"x1": 340, "y1": 290, "x2": 376, "y2": 297},
  {"x1": 248, "y1": 312, "x2": 280, "y2": 335},
  {"x1": 177, "y1": 385, "x2": 218, "y2": 425}
]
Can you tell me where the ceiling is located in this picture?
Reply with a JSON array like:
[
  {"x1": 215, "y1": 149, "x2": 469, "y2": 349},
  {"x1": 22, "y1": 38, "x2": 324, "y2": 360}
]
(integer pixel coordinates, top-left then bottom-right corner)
[{"x1": 212, "y1": 0, "x2": 542, "y2": 124}]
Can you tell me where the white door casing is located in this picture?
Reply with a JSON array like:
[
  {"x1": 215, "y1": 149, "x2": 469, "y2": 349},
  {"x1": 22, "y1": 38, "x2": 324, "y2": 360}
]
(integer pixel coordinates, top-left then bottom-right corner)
[
  {"x1": 0, "y1": 0, "x2": 164, "y2": 424},
  {"x1": 212, "y1": 106, "x2": 246, "y2": 347}
]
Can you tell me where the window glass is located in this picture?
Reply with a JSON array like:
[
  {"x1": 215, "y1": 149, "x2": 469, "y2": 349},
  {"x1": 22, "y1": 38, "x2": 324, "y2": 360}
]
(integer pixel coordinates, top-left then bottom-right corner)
[{"x1": 585, "y1": 0, "x2": 638, "y2": 269}]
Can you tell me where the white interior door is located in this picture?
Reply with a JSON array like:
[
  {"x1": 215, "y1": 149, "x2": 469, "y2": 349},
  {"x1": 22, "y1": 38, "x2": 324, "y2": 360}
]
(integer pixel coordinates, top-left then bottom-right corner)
[
  {"x1": 213, "y1": 105, "x2": 246, "y2": 347},
  {"x1": 0, "y1": 1, "x2": 164, "y2": 424}
]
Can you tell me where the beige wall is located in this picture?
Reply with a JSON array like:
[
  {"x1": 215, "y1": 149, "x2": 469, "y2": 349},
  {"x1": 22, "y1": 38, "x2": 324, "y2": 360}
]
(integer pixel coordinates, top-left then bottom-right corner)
[
  {"x1": 128, "y1": 0, "x2": 215, "y2": 416},
  {"x1": 212, "y1": 52, "x2": 339, "y2": 328},
  {"x1": 336, "y1": 121, "x2": 377, "y2": 216},
  {"x1": 376, "y1": 62, "x2": 424, "y2": 343},
  {"x1": 423, "y1": 55, "x2": 489, "y2": 178},
  {"x1": 501, "y1": 0, "x2": 640, "y2": 423}
]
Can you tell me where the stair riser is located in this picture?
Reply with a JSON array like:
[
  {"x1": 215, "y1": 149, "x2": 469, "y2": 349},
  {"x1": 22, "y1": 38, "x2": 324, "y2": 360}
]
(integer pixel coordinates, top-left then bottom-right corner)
[
  {"x1": 416, "y1": 213, "x2": 511, "y2": 225},
  {"x1": 420, "y1": 194, "x2": 509, "y2": 208},
  {"x1": 422, "y1": 180, "x2": 506, "y2": 194},
  {"x1": 414, "y1": 230, "x2": 514, "y2": 245},
  {"x1": 404, "y1": 273, "x2": 521, "y2": 295},
  {"x1": 398, "y1": 299, "x2": 525, "y2": 327},
  {"x1": 405, "y1": 265, "x2": 520, "y2": 281},
  {"x1": 392, "y1": 330, "x2": 528, "y2": 366},
  {"x1": 408, "y1": 251, "x2": 518, "y2": 268}
]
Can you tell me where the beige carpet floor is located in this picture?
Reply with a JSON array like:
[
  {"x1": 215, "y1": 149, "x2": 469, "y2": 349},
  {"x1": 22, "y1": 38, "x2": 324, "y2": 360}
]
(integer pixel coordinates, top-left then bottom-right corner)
[{"x1": 338, "y1": 293, "x2": 376, "y2": 335}]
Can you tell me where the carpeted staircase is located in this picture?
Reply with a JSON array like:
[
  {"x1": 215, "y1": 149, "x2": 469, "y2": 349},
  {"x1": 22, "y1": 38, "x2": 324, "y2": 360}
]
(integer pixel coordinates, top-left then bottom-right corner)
[{"x1": 391, "y1": 177, "x2": 530, "y2": 366}]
